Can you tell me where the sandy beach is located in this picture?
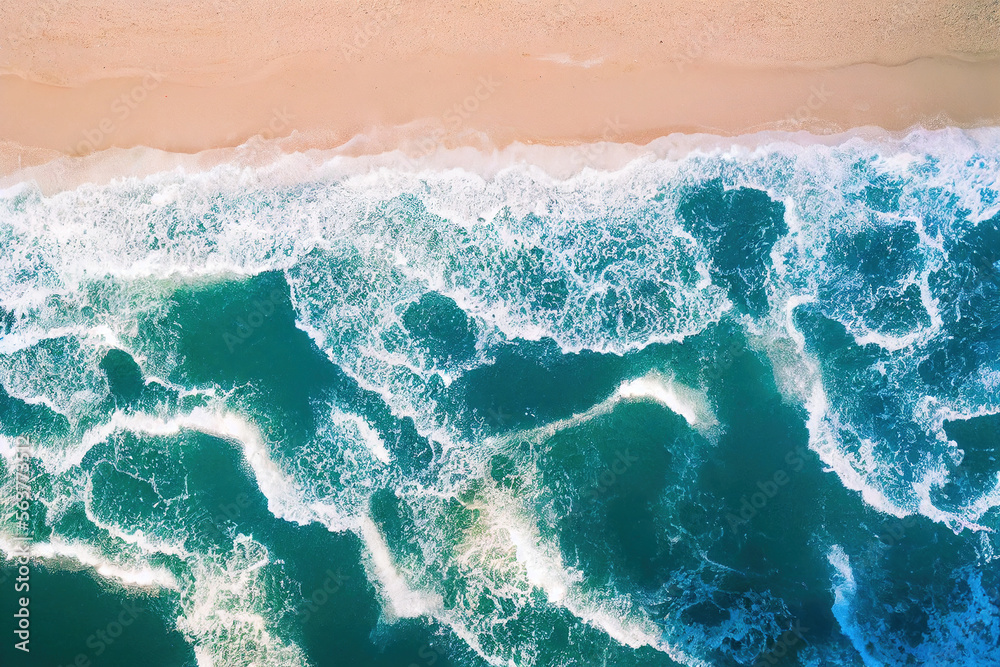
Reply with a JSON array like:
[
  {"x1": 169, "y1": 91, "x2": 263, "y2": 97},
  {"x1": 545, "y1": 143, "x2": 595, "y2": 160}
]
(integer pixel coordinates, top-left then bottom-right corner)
[{"x1": 2, "y1": 0, "x2": 1000, "y2": 176}]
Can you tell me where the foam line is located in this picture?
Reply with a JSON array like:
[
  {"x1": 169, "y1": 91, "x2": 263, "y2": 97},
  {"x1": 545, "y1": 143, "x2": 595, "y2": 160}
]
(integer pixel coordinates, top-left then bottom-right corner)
[
  {"x1": 828, "y1": 545, "x2": 884, "y2": 667},
  {"x1": 616, "y1": 373, "x2": 716, "y2": 428},
  {"x1": 497, "y1": 497, "x2": 710, "y2": 667},
  {"x1": 356, "y1": 514, "x2": 444, "y2": 620},
  {"x1": 0, "y1": 534, "x2": 178, "y2": 589}
]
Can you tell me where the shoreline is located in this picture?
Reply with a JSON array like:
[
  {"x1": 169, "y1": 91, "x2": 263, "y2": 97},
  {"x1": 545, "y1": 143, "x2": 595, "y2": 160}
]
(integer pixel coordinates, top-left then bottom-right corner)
[
  {"x1": 3, "y1": 54, "x2": 1000, "y2": 179},
  {"x1": 6, "y1": 124, "x2": 1000, "y2": 195},
  {"x1": 3, "y1": 0, "x2": 1000, "y2": 180}
]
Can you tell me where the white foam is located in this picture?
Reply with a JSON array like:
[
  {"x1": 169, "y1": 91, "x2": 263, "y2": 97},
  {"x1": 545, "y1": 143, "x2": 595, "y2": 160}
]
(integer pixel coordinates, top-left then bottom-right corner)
[
  {"x1": 66, "y1": 408, "x2": 337, "y2": 534},
  {"x1": 0, "y1": 534, "x2": 178, "y2": 589},
  {"x1": 357, "y1": 514, "x2": 443, "y2": 620},
  {"x1": 0, "y1": 323, "x2": 123, "y2": 356},
  {"x1": 176, "y1": 534, "x2": 310, "y2": 667},
  {"x1": 499, "y1": 373, "x2": 711, "y2": 453},
  {"x1": 535, "y1": 53, "x2": 605, "y2": 68},
  {"x1": 333, "y1": 411, "x2": 392, "y2": 464},
  {"x1": 798, "y1": 359, "x2": 911, "y2": 520},
  {"x1": 82, "y1": 481, "x2": 192, "y2": 560},
  {"x1": 494, "y1": 494, "x2": 709, "y2": 667},
  {"x1": 616, "y1": 374, "x2": 715, "y2": 428},
  {"x1": 779, "y1": 294, "x2": 1000, "y2": 532},
  {"x1": 828, "y1": 545, "x2": 883, "y2": 667}
]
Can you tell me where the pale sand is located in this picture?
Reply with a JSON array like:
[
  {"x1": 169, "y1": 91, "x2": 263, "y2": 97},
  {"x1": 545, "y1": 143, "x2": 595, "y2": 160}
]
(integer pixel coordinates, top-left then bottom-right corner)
[{"x1": 2, "y1": 0, "x2": 1000, "y2": 177}]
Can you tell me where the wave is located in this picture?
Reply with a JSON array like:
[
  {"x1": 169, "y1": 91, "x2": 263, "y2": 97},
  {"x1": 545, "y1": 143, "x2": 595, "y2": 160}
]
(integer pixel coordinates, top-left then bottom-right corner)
[{"x1": 3, "y1": 127, "x2": 1000, "y2": 665}]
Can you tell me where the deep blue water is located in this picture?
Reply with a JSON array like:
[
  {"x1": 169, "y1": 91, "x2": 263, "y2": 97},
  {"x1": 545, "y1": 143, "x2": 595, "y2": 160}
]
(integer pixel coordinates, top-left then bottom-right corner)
[{"x1": 1, "y1": 130, "x2": 999, "y2": 666}]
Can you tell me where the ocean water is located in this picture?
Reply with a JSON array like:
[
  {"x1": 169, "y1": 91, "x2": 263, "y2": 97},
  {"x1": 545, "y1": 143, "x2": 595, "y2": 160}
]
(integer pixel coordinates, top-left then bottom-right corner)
[{"x1": 1, "y1": 128, "x2": 999, "y2": 667}]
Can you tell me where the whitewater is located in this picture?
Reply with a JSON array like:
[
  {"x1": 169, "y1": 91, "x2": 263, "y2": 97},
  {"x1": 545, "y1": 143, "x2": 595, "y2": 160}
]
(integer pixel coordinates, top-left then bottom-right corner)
[{"x1": 1, "y1": 128, "x2": 999, "y2": 667}]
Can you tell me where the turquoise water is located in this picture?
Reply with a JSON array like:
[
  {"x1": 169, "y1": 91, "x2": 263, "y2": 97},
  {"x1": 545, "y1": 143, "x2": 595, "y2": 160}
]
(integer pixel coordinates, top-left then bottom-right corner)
[{"x1": 1, "y1": 130, "x2": 999, "y2": 666}]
